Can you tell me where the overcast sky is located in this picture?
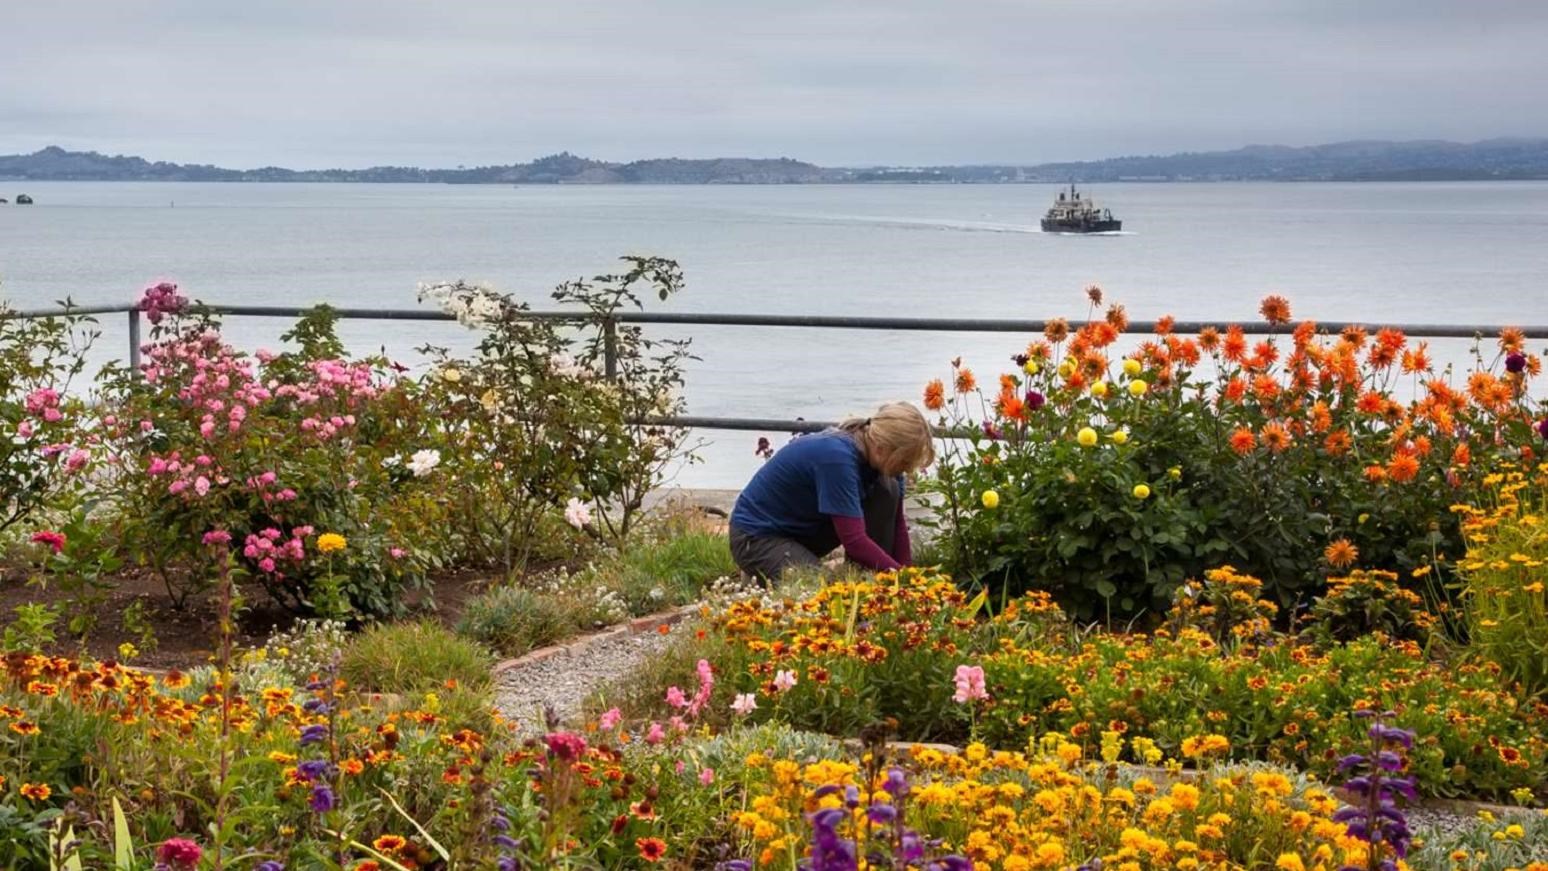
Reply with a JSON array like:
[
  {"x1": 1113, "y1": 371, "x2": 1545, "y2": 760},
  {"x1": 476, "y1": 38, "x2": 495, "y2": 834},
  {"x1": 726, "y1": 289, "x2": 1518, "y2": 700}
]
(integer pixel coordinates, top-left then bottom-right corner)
[{"x1": 3, "y1": 0, "x2": 1546, "y2": 169}]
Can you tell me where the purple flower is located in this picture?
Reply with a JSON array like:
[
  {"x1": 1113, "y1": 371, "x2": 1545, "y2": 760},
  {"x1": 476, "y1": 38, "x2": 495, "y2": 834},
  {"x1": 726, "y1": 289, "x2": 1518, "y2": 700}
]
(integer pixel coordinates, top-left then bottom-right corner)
[
  {"x1": 882, "y1": 767, "x2": 910, "y2": 799},
  {"x1": 297, "y1": 759, "x2": 331, "y2": 782},
  {"x1": 1536, "y1": 419, "x2": 1548, "y2": 440},
  {"x1": 866, "y1": 803, "x2": 898, "y2": 824},
  {"x1": 982, "y1": 420, "x2": 1003, "y2": 440},
  {"x1": 256, "y1": 863, "x2": 285, "y2": 871},
  {"x1": 718, "y1": 863, "x2": 753, "y2": 871},
  {"x1": 299, "y1": 724, "x2": 329, "y2": 746},
  {"x1": 1024, "y1": 390, "x2": 1046, "y2": 411},
  {"x1": 497, "y1": 859, "x2": 519, "y2": 871},
  {"x1": 495, "y1": 835, "x2": 519, "y2": 849},
  {"x1": 1505, "y1": 352, "x2": 1527, "y2": 373},
  {"x1": 308, "y1": 783, "x2": 335, "y2": 813},
  {"x1": 302, "y1": 698, "x2": 330, "y2": 714}
]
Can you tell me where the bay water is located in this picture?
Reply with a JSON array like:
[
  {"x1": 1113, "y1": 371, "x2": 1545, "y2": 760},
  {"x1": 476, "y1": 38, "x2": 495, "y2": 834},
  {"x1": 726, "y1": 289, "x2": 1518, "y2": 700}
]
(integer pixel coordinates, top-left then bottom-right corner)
[{"x1": 3, "y1": 181, "x2": 1546, "y2": 487}]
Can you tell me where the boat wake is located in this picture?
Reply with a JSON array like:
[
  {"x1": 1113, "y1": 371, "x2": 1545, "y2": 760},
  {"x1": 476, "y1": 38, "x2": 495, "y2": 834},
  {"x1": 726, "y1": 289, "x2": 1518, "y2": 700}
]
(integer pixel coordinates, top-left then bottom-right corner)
[
  {"x1": 1043, "y1": 229, "x2": 1136, "y2": 236},
  {"x1": 770, "y1": 212, "x2": 1043, "y2": 235}
]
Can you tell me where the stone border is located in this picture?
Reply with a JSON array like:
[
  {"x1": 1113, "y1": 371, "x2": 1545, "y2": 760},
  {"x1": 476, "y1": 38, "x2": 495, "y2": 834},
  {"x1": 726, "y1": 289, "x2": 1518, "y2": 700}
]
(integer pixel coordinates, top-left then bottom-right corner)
[{"x1": 491, "y1": 602, "x2": 704, "y2": 675}]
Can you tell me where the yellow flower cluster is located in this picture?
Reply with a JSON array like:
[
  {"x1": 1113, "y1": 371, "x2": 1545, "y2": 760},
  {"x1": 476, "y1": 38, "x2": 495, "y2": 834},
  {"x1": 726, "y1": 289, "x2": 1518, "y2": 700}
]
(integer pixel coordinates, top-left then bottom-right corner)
[{"x1": 732, "y1": 737, "x2": 1372, "y2": 870}]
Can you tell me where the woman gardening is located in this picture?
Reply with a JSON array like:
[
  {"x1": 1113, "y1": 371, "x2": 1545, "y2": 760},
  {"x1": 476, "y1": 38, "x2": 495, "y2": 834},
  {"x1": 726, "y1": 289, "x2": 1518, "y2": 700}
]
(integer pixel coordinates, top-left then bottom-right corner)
[{"x1": 730, "y1": 402, "x2": 935, "y2": 582}]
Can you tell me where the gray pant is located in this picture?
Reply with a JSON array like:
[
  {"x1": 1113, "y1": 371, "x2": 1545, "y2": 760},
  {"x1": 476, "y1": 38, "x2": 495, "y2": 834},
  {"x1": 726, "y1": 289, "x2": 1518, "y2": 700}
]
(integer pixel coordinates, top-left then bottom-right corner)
[{"x1": 729, "y1": 476, "x2": 900, "y2": 583}]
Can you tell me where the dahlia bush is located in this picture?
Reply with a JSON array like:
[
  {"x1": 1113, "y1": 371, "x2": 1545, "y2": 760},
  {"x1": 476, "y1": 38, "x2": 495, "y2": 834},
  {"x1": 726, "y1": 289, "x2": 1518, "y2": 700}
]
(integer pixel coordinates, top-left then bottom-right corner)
[{"x1": 922, "y1": 288, "x2": 1545, "y2": 619}]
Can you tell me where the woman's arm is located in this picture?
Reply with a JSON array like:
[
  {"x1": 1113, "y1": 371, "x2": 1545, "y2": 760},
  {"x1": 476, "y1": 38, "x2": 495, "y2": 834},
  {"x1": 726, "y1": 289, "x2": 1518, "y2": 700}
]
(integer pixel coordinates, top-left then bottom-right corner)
[
  {"x1": 831, "y1": 516, "x2": 902, "y2": 571},
  {"x1": 893, "y1": 500, "x2": 912, "y2": 565}
]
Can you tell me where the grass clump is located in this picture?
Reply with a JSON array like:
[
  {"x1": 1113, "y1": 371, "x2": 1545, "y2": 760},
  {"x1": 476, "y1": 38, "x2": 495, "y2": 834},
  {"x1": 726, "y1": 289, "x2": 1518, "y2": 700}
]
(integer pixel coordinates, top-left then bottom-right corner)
[
  {"x1": 456, "y1": 584, "x2": 582, "y2": 657},
  {"x1": 340, "y1": 619, "x2": 494, "y2": 695}
]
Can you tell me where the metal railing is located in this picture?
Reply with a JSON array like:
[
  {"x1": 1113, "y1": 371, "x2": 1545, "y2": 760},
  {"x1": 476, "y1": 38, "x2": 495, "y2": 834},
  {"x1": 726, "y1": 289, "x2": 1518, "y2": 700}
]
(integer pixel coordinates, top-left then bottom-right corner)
[{"x1": 6, "y1": 301, "x2": 1547, "y2": 434}]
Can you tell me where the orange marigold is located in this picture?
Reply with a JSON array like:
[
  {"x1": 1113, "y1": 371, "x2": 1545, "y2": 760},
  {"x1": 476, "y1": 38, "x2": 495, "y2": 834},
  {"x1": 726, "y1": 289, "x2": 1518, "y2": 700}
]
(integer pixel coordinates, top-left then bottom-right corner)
[
  {"x1": 1401, "y1": 342, "x2": 1432, "y2": 374},
  {"x1": 372, "y1": 835, "x2": 409, "y2": 853},
  {"x1": 923, "y1": 379, "x2": 945, "y2": 411},
  {"x1": 1310, "y1": 401, "x2": 1332, "y2": 433},
  {"x1": 1368, "y1": 328, "x2": 1406, "y2": 369},
  {"x1": 954, "y1": 368, "x2": 977, "y2": 394},
  {"x1": 1356, "y1": 390, "x2": 1387, "y2": 415},
  {"x1": 1155, "y1": 315, "x2": 1176, "y2": 336},
  {"x1": 1323, "y1": 430, "x2": 1352, "y2": 455},
  {"x1": 637, "y1": 837, "x2": 668, "y2": 862},
  {"x1": 1324, "y1": 539, "x2": 1359, "y2": 569},
  {"x1": 1222, "y1": 326, "x2": 1248, "y2": 363},
  {"x1": 1387, "y1": 453, "x2": 1420, "y2": 483},
  {"x1": 1500, "y1": 326, "x2": 1526, "y2": 353},
  {"x1": 1451, "y1": 443, "x2": 1471, "y2": 467},
  {"x1": 1259, "y1": 294, "x2": 1292, "y2": 326},
  {"x1": 1229, "y1": 427, "x2": 1256, "y2": 455},
  {"x1": 1291, "y1": 320, "x2": 1317, "y2": 348},
  {"x1": 1198, "y1": 326, "x2": 1221, "y2": 352},
  {"x1": 1341, "y1": 325, "x2": 1369, "y2": 349},
  {"x1": 1106, "y1": 304, "x2": 1129, "y2": 331},
  {"x1": 1261, "y1": 422, "x2": 1292, "y2": 453}
]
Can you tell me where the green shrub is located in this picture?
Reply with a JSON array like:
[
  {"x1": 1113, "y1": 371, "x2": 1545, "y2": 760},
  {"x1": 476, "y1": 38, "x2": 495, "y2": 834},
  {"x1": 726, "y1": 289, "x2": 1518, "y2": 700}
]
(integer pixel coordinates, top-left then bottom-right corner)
[
  {"x1": 339, "y1": 619, "x2": 494, "y2": 694},
  {"x1": 1301, "y1": 568, "x2": 1440, "y2": 648},
  {"x1": 455, "y1": 584, "x2": 581, "y2": 657},
  {"x1": 576, "y1": 527, "x2": 735, "y2": 616},
  {"x1": 922, "y1": 292, "x2": 1544, "y2": 620}
]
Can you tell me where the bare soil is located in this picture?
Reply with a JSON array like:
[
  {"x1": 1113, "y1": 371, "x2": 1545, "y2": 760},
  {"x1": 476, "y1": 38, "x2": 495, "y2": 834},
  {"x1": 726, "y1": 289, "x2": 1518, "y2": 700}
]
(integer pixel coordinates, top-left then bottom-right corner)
[{"x1": 0, "y1": 563, "x2": 498, "y2": 670}]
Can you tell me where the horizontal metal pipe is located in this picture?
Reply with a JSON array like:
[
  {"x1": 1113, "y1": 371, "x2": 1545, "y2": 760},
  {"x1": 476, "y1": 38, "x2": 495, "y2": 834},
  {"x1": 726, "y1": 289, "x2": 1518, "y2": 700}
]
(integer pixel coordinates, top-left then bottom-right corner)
[
  {"x1": 6, "y1": 302, "x2": 1545, "y2": 339},
  {"x1": 2, "y1": 304, "x2": 138, "y2": 319}
]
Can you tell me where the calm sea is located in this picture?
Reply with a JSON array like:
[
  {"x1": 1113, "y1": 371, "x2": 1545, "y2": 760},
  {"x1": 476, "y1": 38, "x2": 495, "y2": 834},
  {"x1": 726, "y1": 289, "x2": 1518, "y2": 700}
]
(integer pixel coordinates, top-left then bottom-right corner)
[{"x1": 3, "y1": 181, "x2": 1547, "y2": 487}]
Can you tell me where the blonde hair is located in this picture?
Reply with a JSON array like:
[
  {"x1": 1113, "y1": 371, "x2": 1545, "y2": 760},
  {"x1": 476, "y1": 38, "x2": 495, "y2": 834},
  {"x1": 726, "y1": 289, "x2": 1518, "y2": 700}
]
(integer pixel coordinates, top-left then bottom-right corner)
[{"x1": 837, "y1": 401, "x2": 936, "y2": 476}]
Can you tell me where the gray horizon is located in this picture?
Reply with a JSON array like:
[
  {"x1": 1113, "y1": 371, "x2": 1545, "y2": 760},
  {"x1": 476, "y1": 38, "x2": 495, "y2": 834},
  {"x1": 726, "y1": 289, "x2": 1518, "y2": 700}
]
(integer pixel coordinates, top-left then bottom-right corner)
[{"x1": 3, "y1": 0, "x2": 1546, "y2": 171}]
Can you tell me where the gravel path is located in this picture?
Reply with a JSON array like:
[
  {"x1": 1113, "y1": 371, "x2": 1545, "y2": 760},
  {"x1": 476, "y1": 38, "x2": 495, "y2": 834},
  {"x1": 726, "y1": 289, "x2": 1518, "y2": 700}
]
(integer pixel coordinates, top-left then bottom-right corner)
[{"x1": 494, "y1": 629, "x2": 675, "y2": 734}]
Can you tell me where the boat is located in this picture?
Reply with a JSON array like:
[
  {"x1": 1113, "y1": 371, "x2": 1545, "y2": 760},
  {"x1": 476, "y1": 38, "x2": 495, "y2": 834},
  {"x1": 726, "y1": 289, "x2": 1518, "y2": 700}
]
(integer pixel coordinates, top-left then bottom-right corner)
[
  {"x1": 1040, "y1": 184, "x2": 1119, "y2": 233},
  {"x1": 14, "y1": 194, "x2": 33, "y2": 205}
]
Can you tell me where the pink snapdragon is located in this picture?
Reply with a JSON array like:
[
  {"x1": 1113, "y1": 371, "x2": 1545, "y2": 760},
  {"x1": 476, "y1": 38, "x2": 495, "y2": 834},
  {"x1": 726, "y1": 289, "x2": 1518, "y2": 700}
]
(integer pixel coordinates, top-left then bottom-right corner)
[
  {"x1": 598, "y1": 708, "x2": 622, "y2": 731},
  {"x1": 952, "y1": 664, "x2": 989, "y2": 704}
]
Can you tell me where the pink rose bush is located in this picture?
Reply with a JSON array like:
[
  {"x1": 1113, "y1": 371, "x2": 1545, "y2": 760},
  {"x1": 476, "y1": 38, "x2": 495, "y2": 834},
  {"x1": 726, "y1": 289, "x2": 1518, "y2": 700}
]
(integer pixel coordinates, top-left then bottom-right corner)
[{"x1": 98, "y1": 297, "x2": 440, "y2": 615}]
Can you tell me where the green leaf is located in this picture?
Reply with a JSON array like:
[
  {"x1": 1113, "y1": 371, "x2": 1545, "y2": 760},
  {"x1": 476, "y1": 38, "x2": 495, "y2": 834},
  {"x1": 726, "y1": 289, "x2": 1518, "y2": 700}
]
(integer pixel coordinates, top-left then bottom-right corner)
[
  {"x1": 378, "y1": 788, "x2": 450, "y2": 860},
  {"x1": 113, "y1": 796, "x2": 134, "y2": 869}
]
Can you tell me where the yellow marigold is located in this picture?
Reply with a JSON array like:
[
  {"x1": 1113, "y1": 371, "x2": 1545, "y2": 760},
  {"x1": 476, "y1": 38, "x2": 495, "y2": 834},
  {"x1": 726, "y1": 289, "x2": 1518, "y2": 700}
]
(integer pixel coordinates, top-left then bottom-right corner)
[
  {"x1": 317, "y1": 533, "x2": 347, "y2": 553},
  {"x1": 1276, "y1": 854, "x2": 1306, "y2": 871}
]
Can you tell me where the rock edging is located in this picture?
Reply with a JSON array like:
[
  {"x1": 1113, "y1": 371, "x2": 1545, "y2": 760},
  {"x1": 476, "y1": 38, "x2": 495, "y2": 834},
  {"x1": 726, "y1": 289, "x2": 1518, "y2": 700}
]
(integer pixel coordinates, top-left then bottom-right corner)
[{"x1": 491, "y1": 602, "x2": 704, "y2": 676}]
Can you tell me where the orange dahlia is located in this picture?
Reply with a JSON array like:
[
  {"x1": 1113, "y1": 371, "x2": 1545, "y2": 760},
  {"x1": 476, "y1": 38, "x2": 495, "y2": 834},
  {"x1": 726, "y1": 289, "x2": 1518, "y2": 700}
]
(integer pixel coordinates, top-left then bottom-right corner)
[
  {"x1": 1324, "y1": 539, "x2": 1359, "y2": 569},
  {"x1": 923, "y1": 379, "x2": 945, "y2": 411},
  {"x1": 1259, "y1": 294, "x2": 1292, "y2": 326},
  {"x1": 1229, "y1": 427, "x2": 1256, "y2": 455}
]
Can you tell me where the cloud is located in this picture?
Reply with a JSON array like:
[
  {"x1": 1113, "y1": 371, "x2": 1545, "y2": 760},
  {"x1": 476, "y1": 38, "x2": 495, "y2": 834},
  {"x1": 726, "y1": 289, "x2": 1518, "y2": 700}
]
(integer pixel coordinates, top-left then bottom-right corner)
[{"x1": 1, "y1": 0, "x2": 1545, "y2": 167}]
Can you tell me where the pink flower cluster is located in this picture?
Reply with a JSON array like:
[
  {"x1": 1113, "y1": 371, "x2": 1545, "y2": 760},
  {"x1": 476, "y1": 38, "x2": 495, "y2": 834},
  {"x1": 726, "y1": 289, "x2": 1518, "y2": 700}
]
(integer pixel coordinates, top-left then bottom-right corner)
[
  {"x1": 649, "y1": 659, "x2": 716, "y2": 744},
  {"x1": 24, "y1": 388, "x2": 62, "y2": 422},
  {"x1": 242, "y1": 526, "x2": 312, "y2": 577},
  {"x1": 147, "y1": 451, "x2": 239, "y2": 500},
  {"x1": 31, "y1": 530, "x2": 67, "y2": 554},
  {"x1": 278, "y1": 360, "x2": 382, "y2": 442},
  {"x1": 155, "y1": 837, "x2": 202, "y2": 869},
  {"x1": 952, "y1": 664, "x2": 989, "y2": 704},
  {"x1": 138, "y1": 281, "x2": 188, "y2": 325}
]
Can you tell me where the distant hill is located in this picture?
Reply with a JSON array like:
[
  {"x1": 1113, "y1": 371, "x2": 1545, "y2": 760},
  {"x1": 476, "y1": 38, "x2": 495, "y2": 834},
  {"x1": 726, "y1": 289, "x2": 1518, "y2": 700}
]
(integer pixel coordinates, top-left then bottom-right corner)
[
  {"x1": 3, "y1": 139, "x2": 1547, "y2": 184},
  {"x1": 0, "y1": 146, "x2": 843, "y2": 184},
  {"x1": 949, "y1": 138, "x2": 1548, "y2": 182}
]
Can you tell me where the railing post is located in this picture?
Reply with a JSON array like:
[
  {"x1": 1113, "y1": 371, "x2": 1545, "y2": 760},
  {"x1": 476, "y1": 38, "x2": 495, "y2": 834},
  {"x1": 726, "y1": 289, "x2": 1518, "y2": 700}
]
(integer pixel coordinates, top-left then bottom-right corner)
[
  {"x1": 603, "y1": 316, "x2": 619, "y2": 381},
  {"x1": 127, "y1": 307, "x2": 142, "y2": 374}
]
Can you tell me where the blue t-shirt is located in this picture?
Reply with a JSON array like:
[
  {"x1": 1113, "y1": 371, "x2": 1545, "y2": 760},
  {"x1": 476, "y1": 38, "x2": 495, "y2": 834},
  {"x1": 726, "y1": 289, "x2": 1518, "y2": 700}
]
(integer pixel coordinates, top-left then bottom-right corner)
[{"x1": 731, "y1": 431, "x2": 901, "y2": 540}]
